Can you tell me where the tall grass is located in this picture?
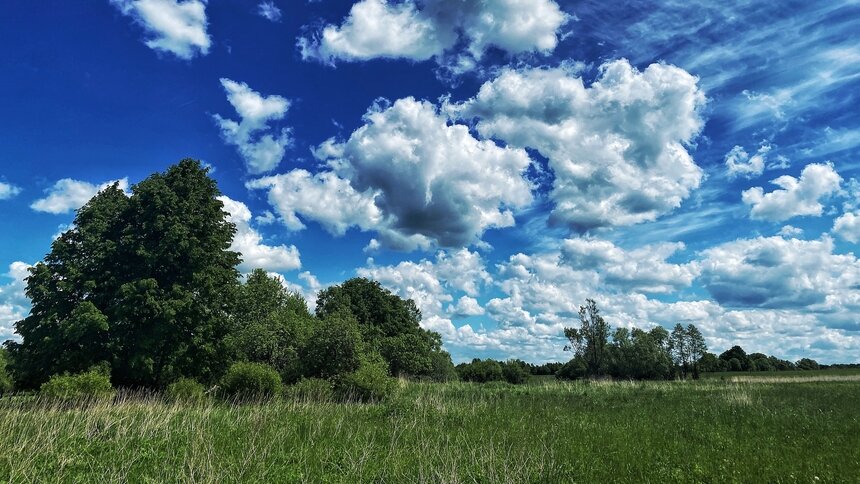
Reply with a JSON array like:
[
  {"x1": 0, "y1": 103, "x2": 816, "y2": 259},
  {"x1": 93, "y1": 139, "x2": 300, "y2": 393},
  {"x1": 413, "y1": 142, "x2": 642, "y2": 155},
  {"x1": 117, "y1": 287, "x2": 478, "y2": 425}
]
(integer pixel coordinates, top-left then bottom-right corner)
[{"x1": 1, "y1": 379, "x2": 857, "y2": 482}]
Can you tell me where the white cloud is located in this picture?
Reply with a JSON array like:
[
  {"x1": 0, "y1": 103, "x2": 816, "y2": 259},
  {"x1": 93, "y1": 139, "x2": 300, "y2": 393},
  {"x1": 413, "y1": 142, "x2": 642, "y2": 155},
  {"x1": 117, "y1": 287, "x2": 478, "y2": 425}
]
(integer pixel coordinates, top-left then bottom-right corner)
[
  {"x1": 725, "y1": 142, "x2": 771, "y2": 179},
  {"x1": 31, "y1": 178, "x2": 129, "y2": 214},
  {"x1": 778, "y1": 225, "x2": 803, "y2": 237},
  {"x1": 452, "y1": 59, "x2": 706, "y2": 232},
  {"x1": 0, "y1": 262, "x2": 31, "y2": 342},
  {"x1": 246, "y1": 170, "x2": 383, "y2": 236},
  {"x1": 742, "y1": 162, "x2": 842, "y2": 221},
  {"x1": 698, "y1": 235, "x2": 860, "y2": 314},
  {"x1": 251, "y1": 97, "x2": 533, "y2": 250},
  {"x1": 219, "y1": 196, "x2": 301, "y2": 273},
  {"x1": 299, "y1": 0, "x2": 568, "y2": 71},
  {"x1": 213, "y1": 79, "x2": 292, "y2": 174},
  {"x1": 111, "y1": 0, "x2": 210, "y2": 60},
  {"x1": 448, "y1": 296, "x2": 485, "y2": 318},
  {"x1": 561, "y1": 238, "x2": 699, "y2": 293},
  {"x1": 257, "y1": 1, "x2": 282, "y2": 22},
  {"x1": 0, "y1": 181, "x2": 21, "y2": 200},
  {"x1": 833, "y1": 211, "x2": 860, "y2": 243}
]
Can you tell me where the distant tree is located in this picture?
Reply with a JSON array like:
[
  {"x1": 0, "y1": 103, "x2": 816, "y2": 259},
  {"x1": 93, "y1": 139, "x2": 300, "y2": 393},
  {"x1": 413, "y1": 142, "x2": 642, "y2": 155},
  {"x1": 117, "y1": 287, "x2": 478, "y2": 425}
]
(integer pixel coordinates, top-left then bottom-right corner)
[
  {"x1": 556, "y1": 356, "x2": 587, "y2": 380},
  {"x1": 228, "y1": 269, "x2": 315, "y2": 384},
  {"x1": 669, "y1": 324, "x2": 690, "y2": 378},
  {"x1": 456, "y1": 358, "x2": 504, "y2": 383},
  {"x1": 315, "y1": 277, "x2": 453, "y2": 379},
  {"x1": 686, "y1": 325, "x2": 707, "y2": 379},
  {"x1": 796, "y1": 358, "x2": 820, "y2": 371},
  {"x1": 303, "y1": 315, "x2": 364, "y2": 379},
  {"x1": 697, "y1": 352, "x2": 720, "y2": 373},
  {"x1": 501, "y1": 360, "x2": 530, "y2": 384},
  {"x1": 564, "y1": 299, "x2": 610, "y2": 377},
  {"x1": 719, "y1": 346, "x2": 751, "y2": 371},
  {"x1": 5, "y1": 160, "x2": 241, "y2": 388}
]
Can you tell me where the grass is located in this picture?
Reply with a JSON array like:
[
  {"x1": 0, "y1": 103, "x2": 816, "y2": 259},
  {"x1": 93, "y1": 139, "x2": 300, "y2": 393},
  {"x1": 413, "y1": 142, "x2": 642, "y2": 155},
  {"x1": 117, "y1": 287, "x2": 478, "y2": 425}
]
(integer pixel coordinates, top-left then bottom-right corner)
[{"x1": 1, "y1": 379, "x2": 858, "y2": 483}]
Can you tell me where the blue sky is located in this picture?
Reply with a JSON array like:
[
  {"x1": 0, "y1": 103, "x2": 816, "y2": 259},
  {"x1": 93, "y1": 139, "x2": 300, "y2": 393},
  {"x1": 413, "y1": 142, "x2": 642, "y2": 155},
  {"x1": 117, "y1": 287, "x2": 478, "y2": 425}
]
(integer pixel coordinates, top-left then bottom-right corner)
[{"x1": 1, "y1": 0, "x2": 859, "y2": 363}]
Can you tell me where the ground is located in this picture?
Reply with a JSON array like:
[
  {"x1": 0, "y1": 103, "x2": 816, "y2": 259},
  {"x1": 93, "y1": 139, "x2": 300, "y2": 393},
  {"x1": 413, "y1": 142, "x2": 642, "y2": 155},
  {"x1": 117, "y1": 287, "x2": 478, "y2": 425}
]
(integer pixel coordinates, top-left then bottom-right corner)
[{"x1": 1, "y1": 372, "x2": 858, "y2": 482}]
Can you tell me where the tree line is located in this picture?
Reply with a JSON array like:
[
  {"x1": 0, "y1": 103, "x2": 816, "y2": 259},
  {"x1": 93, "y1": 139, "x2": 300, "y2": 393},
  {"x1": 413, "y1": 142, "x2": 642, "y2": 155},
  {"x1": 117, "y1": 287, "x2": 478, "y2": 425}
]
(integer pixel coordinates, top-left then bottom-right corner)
[{"x1": 0, "y1": 159, "x2": 845, "y2": 399}]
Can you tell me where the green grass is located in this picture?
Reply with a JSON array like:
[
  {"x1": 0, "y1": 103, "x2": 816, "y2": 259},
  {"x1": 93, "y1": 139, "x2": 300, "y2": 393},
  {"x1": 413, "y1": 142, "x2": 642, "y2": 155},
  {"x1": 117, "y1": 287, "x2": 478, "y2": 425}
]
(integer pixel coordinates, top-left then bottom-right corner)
[
  {"x1": 1, "y1": 379, "x2": 858, "y2": 483},
  {"x1": 700, "y1": 368, "x2": 860, "y2": 380}
]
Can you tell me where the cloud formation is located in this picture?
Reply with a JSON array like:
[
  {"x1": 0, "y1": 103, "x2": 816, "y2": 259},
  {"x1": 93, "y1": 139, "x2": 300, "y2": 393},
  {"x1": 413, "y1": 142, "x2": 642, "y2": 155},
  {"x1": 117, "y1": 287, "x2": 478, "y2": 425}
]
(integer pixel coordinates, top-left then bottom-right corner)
[
  {"x1": 453, "y1": 59, "x2": 706, "y2": 232},
  {"x1": 299, "y1": 0, "x2": 568, "y2": 72},
  {"x1": 214, "y1": 79, "x2": 292, "y2": 174},
  {"x1": 0, "y1": 181, "x2": 21, "y2": 200},
  {"x1": 218, "y1": 196, "x2": 301, "y2": 273},
  {"x1": 31, "y1": 178, "x2": 129, "y2": 214},
  {"x1": 0, "y1": 262, "x2": 30, "y2": 342},
  {"x1": 725, "y1": 143, "x2": 772, "y2": 179},
  {"x1": 250, "y1": 97, "x2": 533, "y2": 250},
  {"x1": 742, "y1": 162, "x2": 842, "y2": 221},
  {"x1": 111, "y1": 0, "x2": 210, "y2": 59},
  {"x1": 257, "y1": 1, "x2": 282, "y2": 22}
]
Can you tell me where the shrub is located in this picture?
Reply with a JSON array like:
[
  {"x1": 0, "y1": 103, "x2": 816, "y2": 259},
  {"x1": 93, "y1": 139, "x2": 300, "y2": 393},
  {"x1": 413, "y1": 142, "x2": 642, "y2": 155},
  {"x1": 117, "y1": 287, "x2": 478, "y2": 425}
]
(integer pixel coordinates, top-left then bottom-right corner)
[
  {"x1": 40, "y1": 369, "x2": 115, "y2": 402},
  {"x1": 0, "y1": 348, "x2": 12, "y2": 395},
  {"x1": 287, "y1": 378, "x2": 334, "y2": 402},
  {"x1": 165, "y1": 378, "x2": 207, "y2": 404},
  {"x1": 556, "y1": 357, "x2": 587, "y2": 380},
  {"x1": 334, "y1": 352, "x2": 395, "y2": 402},
  {"x1": 502, "y1": 360, "x2": 530, "y2": 384},
  {"x1": 220, "y1": 362, "x2": 282, "y2": 401},
  {"x1": 303, "y1": 316, "x2": 363, "y2": 379}
]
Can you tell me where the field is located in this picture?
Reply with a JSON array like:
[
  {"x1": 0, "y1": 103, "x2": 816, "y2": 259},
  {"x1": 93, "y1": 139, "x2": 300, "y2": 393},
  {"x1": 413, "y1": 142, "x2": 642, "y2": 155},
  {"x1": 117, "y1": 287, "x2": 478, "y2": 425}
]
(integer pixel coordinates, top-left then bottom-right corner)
[{"x1": 1, "y1": 375, "x2": 858, "y2": 483}]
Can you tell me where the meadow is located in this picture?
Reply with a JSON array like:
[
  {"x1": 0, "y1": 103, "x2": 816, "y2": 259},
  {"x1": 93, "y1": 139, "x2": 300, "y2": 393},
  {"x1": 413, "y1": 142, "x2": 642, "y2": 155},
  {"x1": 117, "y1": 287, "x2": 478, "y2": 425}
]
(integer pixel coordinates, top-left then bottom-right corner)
[{"x1": 1, "y1": 373, "x2": 858, "y2": 483}]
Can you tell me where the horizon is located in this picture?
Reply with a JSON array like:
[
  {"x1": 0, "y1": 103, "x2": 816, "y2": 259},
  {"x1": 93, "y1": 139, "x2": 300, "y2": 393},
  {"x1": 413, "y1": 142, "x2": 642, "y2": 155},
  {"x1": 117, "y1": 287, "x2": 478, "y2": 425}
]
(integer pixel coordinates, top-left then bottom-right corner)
[{"x1": 1, "y1": 0, "x2": 859, "y2": 365}]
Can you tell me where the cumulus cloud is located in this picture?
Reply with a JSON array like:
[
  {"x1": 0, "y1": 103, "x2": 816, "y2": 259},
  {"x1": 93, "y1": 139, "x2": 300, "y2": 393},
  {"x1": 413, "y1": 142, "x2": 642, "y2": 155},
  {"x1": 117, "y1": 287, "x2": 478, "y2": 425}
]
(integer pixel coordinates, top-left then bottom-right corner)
[
  {"x1": 778, "y1": 225, "x2": 803, "y2": 237},
  {"x1": 698, "y1": 236, "x2": 860, "y2": 313},
  {"x1": 213, "y1": 79, "x2": 292, "y2": 174},
  {"x1": 250, "y1": 97, "x2": 533, "y2": 250},
  {"x1": 110, "y1": 0, "x2": 210, "y2": 59},
  {"x1": 561, "y1": 238, "x2": 699, "y2": 293},
  {"x1": 257, "y1": 1, "x2": 282, "y2": 22},
  {"x1": 0, "y1": 262, "x2": 31, "y2": 342},
  {"x1": 31, "y1": 178, "x2": 129, "y2": 214},
  {"x1": 0, "y1": 181, "x2": 21, "y2": 200},
  {"x1": 448, "y1": 296, "x2": 485, "y2": 318},
  {"x1": 246, "y1": 170, "x2": 383, "y2": 236},
  {"x1": 299, "y1": 0, "x2": 568, "y2": 71},
  {"x1": 218, "y1": 196, "x2": 301, "y2": 273},
  {"x1": 452, "y1": 59, "x2": 706, "y2": 232},
  {"x1": 741, "y1": 162, "x2": 842, "y2": 221},
  {"x1": 833, "y1": 211, "x2": 860, "y2": 243},
  {"x1": 724, "y1": 142, "x2": 771, "y2": 178}
]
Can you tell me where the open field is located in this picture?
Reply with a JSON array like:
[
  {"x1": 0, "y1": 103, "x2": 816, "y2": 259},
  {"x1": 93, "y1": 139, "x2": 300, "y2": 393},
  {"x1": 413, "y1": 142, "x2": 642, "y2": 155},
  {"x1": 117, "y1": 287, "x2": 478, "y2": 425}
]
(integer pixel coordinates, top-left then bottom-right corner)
[
  {"x1": 700, "y1": 368, "x2": 860, "y2": 381},
  {"x1": 1, "y1": 379, "x2": 858, "y2": 483}
]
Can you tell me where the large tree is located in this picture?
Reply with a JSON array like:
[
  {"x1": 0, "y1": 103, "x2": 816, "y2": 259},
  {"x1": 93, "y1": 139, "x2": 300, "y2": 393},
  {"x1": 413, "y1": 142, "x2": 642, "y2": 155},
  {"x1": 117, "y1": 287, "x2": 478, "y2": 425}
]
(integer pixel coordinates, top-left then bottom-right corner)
[
  {"x1": 564, "y1": 299, "x2": 610, "y2": 377},
  {"x1": 5, "y1": 159, "x2": 241, "y2": 388}
]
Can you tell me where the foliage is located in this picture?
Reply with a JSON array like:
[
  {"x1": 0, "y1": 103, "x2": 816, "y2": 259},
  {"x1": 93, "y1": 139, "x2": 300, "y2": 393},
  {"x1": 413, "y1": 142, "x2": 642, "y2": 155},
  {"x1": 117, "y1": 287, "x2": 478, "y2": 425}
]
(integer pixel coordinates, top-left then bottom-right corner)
[
  {"x1": 220, "y1": 362, "x2": 282, "y2": 401},
  {"x1": 719, "y1": 346, "x2": 751, "y2": 371},
  {"x1": 501, "y1": 360, "x2": 530, "y2": 384},
  {"x1": 315, "y1": 277, "x2": 454, "y2": 379},
  {"x1": 0, "y1": 348, "x2": 12, "y2": 395},
  {"x1": 456, "y1": 359, "x2": 504, "y2": 383},
  {"x1": 563, "y1": 299, "x2": 610, "y2": 377},
  {"x1": 556, "y1": 356, "x2": 587, "y2": 380},
  {"x1": 6, "y1": 159, "x2": 240, "y2": 389},
  {"x1": 796, "y1": 358, "x2": 821, "y2": 370},
  {"x1": 228, "y1": 269, "x2": 314, "y2": 384},
  {"x1": 303, "y1": 315, "x2": 364, "y2": 379},
  {"x1": 39, "y1": 368, "x2": 115, "y2": 402},
  {"x1": 606, "y1": 327, "x2": 674, "y2": 380},
  {"x1": 427, "y1": 350, "x2": 459, "y2": 382},
  {"x1": 165, "y1": 378, "x2": 207, "y2": 404},
  {"x1": 287, "y1": 378, "x2": 334, "y2": 402},
  {"x1": 333, "y1": 352, "x2": 395, "y2": 402}
]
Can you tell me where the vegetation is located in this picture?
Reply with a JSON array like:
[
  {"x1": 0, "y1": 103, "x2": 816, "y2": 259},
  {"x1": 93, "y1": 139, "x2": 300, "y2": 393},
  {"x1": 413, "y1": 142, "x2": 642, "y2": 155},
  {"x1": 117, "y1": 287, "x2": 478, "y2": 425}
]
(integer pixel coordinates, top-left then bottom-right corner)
[
  {"x1": 1, "y1": 378, "x2": 857, "y2": 482},
  {"x1": 220, "y1": 362, "x2": 282, "y2": 401},
  {"x1": 165, "y1": 378, "x2": 207, "y2": 404},
  {"x1": 39, "y1": 368, "x2": 115, "y2": 402}
]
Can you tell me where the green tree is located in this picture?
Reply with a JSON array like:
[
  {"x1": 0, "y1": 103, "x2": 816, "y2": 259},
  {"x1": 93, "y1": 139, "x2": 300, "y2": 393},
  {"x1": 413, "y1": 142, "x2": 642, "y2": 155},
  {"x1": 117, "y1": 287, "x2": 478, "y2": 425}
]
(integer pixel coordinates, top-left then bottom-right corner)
[
  {"x1": 303, "y1": 315, "x2": 364, "y2": 379},
  {"x1": 564, "y1": 299, "x2": 610, "y2": 377},
  {"x1": 228, "y1": 269, "x2": 314, "y2": 384},
  {"x1": 6, "y1": 160, "x2": 241, "y2": 388},
  {"x1": 669, "y1": 324, "x2": 690, "y2": 378},
  {"x1": 315, "y1": 277, "x2": 453, "y2": 379},
  {"x1": 0, "y1": 348, "x2": 12, "y2": 394},
  {"x1": 719, "y1": 346, "x2": 751, "y2": 371},
  {"x1": 686, "y1": 324, "x2": 707, "y2": 379}
]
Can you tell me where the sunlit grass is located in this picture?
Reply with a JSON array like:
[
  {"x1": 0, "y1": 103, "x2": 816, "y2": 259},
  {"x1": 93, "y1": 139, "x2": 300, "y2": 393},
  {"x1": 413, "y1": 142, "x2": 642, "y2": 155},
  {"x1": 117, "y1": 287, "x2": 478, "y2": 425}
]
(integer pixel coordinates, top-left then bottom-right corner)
[{"x1": 1, "y1": 379, "x2": 857, "y2": 482}]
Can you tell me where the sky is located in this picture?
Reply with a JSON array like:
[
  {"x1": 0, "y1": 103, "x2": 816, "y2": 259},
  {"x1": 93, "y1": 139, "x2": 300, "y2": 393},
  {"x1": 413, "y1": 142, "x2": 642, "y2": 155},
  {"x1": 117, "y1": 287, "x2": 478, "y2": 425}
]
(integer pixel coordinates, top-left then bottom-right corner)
[{"x1": 1, "y1": 0, "x2": 859, "y2": 364}]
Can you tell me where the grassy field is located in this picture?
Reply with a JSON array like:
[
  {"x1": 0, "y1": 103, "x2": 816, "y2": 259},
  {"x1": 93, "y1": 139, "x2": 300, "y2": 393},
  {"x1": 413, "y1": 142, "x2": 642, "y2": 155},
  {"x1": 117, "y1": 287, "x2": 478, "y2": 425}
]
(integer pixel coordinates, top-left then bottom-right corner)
[{"x1": 1, "y1": 378, "x2": 858, "y2": 483}]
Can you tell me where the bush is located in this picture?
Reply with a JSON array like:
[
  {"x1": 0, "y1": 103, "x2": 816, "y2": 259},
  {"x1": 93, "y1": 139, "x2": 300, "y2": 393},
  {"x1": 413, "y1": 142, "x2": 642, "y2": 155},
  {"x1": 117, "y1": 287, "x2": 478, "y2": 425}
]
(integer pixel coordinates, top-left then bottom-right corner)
[
  {"x1": 40, "y1": 369, "x2": 115, "y2": 402},
  {"x1": 0, "y1": 348, "x2": 12, "y2": 395},
  {"x1": 220, "y1": 362, "x2": 282, "y2": 401},
  {"x1": 556, "y1": 357, "x2": 587, "y2": 380},
  {"x1": 165, "y1": 378, "x2": 207, "y2": 404},
  {"x1": 502, "y1": 360, "x2": 530, "y2": 384},
  {"x1": 287, "y1": 378, "x2": 334, "y2": 402},
  {"x1": 334, "y1": 352, "x2": 395, "y2": 402},
  {"x1": 303, "y1": 316, "x2": 363, "y2": 379}
]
